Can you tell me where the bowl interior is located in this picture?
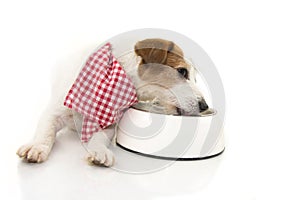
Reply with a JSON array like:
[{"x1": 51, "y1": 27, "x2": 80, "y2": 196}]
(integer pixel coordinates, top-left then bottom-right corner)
[{"x1": 130, "y1": 105, "x2": 217, "y2": 118}]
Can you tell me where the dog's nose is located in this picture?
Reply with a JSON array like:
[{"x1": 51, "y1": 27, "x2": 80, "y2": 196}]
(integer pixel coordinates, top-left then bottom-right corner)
[{"x1": 198, "y1": 99, "x2": 209, "y2": 112}]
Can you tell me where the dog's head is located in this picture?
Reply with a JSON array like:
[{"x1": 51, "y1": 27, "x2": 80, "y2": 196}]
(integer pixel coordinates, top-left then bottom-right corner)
[{"x1": 133, "y1": 38, "x2": 209, "y2": 116}]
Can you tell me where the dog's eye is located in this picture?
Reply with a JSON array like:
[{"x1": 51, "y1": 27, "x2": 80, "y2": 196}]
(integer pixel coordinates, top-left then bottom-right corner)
[{"x1": 177, "y1": 68, "x2": 188, "y2": 79}]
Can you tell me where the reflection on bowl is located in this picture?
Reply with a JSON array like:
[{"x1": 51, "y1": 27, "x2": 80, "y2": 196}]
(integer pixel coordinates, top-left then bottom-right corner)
[{"x1": 116, "y1": 108, "x2": 224, "y2": 160}]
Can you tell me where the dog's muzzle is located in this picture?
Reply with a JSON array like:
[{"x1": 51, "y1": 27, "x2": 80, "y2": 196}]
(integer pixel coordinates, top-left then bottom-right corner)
[{"x1": 176, "y1": 99, "x2": 208, "y2": 115}]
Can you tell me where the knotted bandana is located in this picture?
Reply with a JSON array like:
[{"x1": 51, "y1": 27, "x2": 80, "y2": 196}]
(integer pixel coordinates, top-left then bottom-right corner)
[{"x1": 64, "y1": 43, "x2": 138, "y2": 142}]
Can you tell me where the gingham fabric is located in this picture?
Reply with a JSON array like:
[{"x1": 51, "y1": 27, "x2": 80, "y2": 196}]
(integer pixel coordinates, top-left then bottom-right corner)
[{"x1": 64, "y1": 43, "x2": 138, "y2": 142}]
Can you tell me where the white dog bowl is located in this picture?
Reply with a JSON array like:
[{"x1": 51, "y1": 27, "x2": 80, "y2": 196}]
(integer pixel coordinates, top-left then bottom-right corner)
[{"x1": 116, "y1": 108, "x2": 225, "y2": 160}]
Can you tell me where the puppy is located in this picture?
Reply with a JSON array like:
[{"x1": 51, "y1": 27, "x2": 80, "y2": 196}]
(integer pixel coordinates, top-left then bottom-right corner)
[{"x1": 17, "y1": 38, "x2": 209, "y2": 166}]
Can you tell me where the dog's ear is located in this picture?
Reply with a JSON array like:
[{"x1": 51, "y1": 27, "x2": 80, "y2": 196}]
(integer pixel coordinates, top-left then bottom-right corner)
[{"x1": 134, "y1": 39, "x2": 184, "y2": 65}]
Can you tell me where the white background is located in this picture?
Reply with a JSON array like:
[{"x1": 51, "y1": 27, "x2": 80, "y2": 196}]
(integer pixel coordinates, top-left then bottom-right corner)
[{"x1": 0, "y1": 0, "x2": 300, "y2": 199}]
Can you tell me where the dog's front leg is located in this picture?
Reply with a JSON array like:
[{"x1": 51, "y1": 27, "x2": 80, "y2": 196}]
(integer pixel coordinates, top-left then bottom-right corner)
[
  {"x1": 85, "y1": 125, "x2": 116, "y2": 167},
  {"x1": 17, "y1": 105, "x2": 71, "y2": 163}
]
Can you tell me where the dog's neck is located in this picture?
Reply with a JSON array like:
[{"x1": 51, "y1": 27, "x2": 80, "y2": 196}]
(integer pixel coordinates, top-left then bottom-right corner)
[{"x1": 117, "y1": 52, "x2": 142, "y2": 87}]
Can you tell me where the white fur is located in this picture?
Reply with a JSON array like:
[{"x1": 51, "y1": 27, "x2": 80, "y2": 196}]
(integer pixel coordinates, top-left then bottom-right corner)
[{"x1": 16, "y1": 52, "x2": 141, "y2": 166}]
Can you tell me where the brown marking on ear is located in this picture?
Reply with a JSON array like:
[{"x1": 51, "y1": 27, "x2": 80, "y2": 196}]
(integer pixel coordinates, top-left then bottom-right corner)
[{"x1": 134, "y1": 38, "x2": 185, "y2": 67}]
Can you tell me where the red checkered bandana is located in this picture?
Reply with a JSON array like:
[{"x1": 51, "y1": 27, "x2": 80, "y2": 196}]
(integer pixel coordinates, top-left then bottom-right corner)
[{"x1": 64, "y1": 43, "x2": 138, "y2": 142}]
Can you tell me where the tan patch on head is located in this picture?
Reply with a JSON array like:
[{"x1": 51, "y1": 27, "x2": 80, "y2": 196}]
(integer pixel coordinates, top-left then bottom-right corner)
[
  {"x1": 134, "y1": 38, "x2": 187, "y2": 67},
  {"x1": 134, "y1": 38, "x2": 191, "y2": 79}
]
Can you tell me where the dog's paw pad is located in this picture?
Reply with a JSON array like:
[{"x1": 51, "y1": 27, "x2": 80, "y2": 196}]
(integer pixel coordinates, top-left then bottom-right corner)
[
  {"x1": 86, "y1": 148, "x2": 115, "y2": 167},
  {"x1": 17, "y1": 143, "x2": 50, "y2": 163}
]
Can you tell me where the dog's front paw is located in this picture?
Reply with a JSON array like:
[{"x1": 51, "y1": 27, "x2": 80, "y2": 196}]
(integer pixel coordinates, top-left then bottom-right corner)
[
  {"x1": 86, "y1": 147, "x2": 115, "y2": 167},
  {"x1": 17, "y1": 142, "x2": 51, "y2": 163}
]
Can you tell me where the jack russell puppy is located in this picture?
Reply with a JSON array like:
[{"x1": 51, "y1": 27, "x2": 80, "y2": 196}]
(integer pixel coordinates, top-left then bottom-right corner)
[{"x1": 17, "y1": 38, "x2": 209, "y2": 167}]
